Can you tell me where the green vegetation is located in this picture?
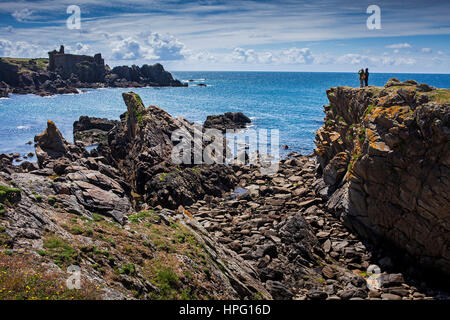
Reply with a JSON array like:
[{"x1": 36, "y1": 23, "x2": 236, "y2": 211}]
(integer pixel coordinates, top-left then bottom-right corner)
[
  {"x1": 42, "y1": 236, "x2": 78, "y2": 268},
  {"x1": 0, "y1": 225, "x2": 11, "y2": 247},
  {"x1": 253, "y1": 291, "x2": 265, "y2": 300},
  {"x1": 69, "y1": 226, "x2": 83, "y2": 235},
  {"x1": 0, "y1": 250, "x2": 99, "y2": 300},
  {"x1": 0, "y1": 185, "x2": 21, "y2": 204},
  {"x1": 91, "y1": 213, "x2": 104, "y2": 222},
  {"x1": 347, "y1": 152, "x2": 362, "y2": 174},
  {"x1": 128, "y1": 210, "x2": 157, "y2": 224},
  {"x1": 358, "y1": 128, "x2": 366, "y2": 143},
  {"x1": 423, "y1": 89, "x2": 450, "y2": 103},
  {"x1": 0, "y1": 57, "x2": 49, "y2": 73},
  {"x1": 149, "y1": 266, "x2": 180, "y2": 299},
  {"x1": 118, "y1": 263, "x2": 136, "y2": 275},
  {"x1": 363, "y1": 104, "x2": 376, "y2": 118},
  {"x1": 47, "y1": 196, "x2": 57, "y2": 206}
]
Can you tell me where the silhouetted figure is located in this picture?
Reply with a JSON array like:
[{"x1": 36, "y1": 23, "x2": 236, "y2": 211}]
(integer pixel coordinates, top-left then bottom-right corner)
[
  {"x1": 364, "y1": 68, "x2": 369, "y2": 86},
  {"x1": 358, "y1": 69, "x2": 365, "y2": 88}
]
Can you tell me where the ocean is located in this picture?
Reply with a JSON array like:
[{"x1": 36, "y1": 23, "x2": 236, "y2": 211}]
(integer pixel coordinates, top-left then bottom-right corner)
[{"x1": 1, "y1": 71, "x2": 449, "y2": 161}]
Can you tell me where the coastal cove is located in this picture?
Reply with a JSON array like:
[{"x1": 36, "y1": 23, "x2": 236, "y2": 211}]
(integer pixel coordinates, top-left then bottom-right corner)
[{"x1": 1, "y1": 71, "x2": 449, "y2": 160}]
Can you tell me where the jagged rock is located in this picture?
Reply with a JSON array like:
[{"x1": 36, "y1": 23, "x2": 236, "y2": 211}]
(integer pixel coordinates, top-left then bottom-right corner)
[
  {"x1": 0, "y1": 81, "x2": 9, "y2": 98},
  {"x1": 99, "y1": 92, "x2": 235, "y2": 209},
  {"x1": 265, "y1": 280, "x2": 294, "y2": 300},
  {"x1": 204, "y1": 112, "x2": 251, "y2": 132},
  {"x1": 34, "y1": 120, "x2": 86, "y2": 167},
  {"x1": 73, "y1": 116, "x2": 119, "y2": 145},
  {"x1": 109, "y1": 63, "x2": 186, "y2": 87}
]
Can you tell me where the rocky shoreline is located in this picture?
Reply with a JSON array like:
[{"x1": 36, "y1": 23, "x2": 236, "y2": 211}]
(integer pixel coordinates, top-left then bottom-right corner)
[
  {"x1": 0, "y1": 48, "x2": 186, "y2": 98},
  {"x1": 0, "y1": 79, "x2": 448, "y2": 300}
]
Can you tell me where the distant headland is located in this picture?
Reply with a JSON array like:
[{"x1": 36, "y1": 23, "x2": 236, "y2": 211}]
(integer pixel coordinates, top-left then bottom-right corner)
[{"x1": 0, "y1": 45, "x2": 186, "y2": 98}]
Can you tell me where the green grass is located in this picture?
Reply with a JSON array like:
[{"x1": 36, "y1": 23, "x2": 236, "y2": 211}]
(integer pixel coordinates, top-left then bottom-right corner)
[
  {"x1": 151, "y1": 267, "x2": 180, "y2": 299},
  {"x1": 425, "y1": 89, "x2": 450, "y2": 103},
  {"x1": 118, "y1": 263, "x2": 136, "y2": 275},
  {"x1": 358, "y1": 128, "x2": 366, "y2": 143},
  {"x1": 69, "y1": 226, "x2": 83, "y2": 235},
  {"x1": 128, "y1": 211, "x2": 151, "y2": 224},
  {"x1": 363, "y1": 104, "x2": 376, "y2": 118},
  {"x1": 43, "y1": 236, "x2": 78, "y2": 268},
  {"x1": 91, "y1": 213, "x2": 104, "y2": 222},
  {"x1": 47, "y1": 196, "x2": 57, "y2": 206},
  {"x1": 0, "y1": 57, "x2": 48, "y2": 73},
  {"x1": 0, "y1": 186, "x2": 21, "y2": 204}
]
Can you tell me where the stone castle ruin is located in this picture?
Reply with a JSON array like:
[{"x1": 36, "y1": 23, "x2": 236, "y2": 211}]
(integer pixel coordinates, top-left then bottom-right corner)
[{"x1": 48, "y1": 45, "x2": 107, "y2": 83}]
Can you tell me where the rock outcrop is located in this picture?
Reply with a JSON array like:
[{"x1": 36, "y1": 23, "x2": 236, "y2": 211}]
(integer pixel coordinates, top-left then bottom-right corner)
[
  {"x1": 99, "y1": 92, "x2": 235, "y2": 209},
  {"x1": 0, "y1": 47, "x2": 186, "y2": 97},
  {"x1": 0, "y1": 58, "x2": 79, "y2": 96},
  {"x1": 34, "y1": 120, "x2": 87, "y2": 167},
  {"x1": 314, "y1": 79, "x2": 450, "y2": 277},
  {"x1": 107, "y1": 63, "x2": 186, "y2": 88},
  {"x1": 0, "y1": 81, "x2": 9, "y2": 98},
  {"x1": 204, "y1": 112, "x2": 251, "y2": 132},
  {"x1": 73, "y1": 116, "x2": 119, "y2": 146}
]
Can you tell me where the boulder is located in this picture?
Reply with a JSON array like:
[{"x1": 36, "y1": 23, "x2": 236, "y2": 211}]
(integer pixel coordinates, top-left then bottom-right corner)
[
  {"x1": 34, "y1": 120, "x2": 86, "y2": 167},
  {"x1": 204, "y1": 112, "x2": 251, "y2": 132},
  {"x1": 73, "y1": 116, "x2": 119, "y2": 145}
]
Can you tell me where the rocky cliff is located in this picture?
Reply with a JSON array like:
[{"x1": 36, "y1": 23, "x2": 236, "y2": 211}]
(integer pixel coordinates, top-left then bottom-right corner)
[{"x1": 314, "y1": 79, "x2": 450, "y2": 278}]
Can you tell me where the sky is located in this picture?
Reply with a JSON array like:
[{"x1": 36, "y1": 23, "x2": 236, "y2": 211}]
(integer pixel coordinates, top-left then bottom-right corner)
[{"x1": 0, "y1": 0, "x2": 449, "y2": 73}]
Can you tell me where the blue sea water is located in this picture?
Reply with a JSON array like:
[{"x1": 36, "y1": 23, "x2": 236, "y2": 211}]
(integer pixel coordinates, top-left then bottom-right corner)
[{"x1": 0, "y1": 72, "x2": 449, "y2": 161}]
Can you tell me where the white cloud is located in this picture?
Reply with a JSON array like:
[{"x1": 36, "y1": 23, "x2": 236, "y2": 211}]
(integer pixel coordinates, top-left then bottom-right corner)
[
  {"x1": 4, "y1": 26, "x2": 14, "y2": 33},
  {"x1": 421, "y1": 47, "x2": 432, "y2": 53},
  {"x1": 187, "y1": 51, "x2": 217, "y2": 63},
  {"x1": 279, "y1": 48, "x2": 314, "y2": 64},
  {"x1": 145, "y1": 32, "x2": 186, "y2": 61},
  {"x1": 229, "y1": 47, "x2": 313, "y2": 65},
  {"x1": 336, "y1": 53, "x2": 372, "y2": 65},
  {"x1": 11, "y1": 8, "x2": 33, "y2": 22},
  {"x1": 437, "y1": 50, "x2": 444, "y2": 55},
  {"x1": 386, "y1": 43, "x2": 412, "y2": 49},
  {"x1": 0, "y1": 39, "x2": 46, "y2": 57},
  {"x1": 68, "y1": 43, "x2": 90, "y2": 55},
  {"x1": 335, "y1": 53, "x2": 416, "y2": 66},
  {"x1": 112, "y1": 37, "x2": 148, "y2": 60},
  {"x1": 111, "y1": 32, "x2": 186, "y2": 61}
]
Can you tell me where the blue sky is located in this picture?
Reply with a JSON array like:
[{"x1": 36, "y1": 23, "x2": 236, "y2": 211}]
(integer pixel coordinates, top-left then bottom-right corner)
[{"x1": 0, "y1": 0, "x2": 449, "y2": 73}]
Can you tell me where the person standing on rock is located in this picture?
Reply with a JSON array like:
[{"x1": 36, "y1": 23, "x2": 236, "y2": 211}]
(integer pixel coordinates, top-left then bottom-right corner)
[
  {"x1": 358, "y1": 69, "x2": 365, "y2": 88},
  {"x1": 364, "y1": 68, "x2": 369, "y2": 87}
]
